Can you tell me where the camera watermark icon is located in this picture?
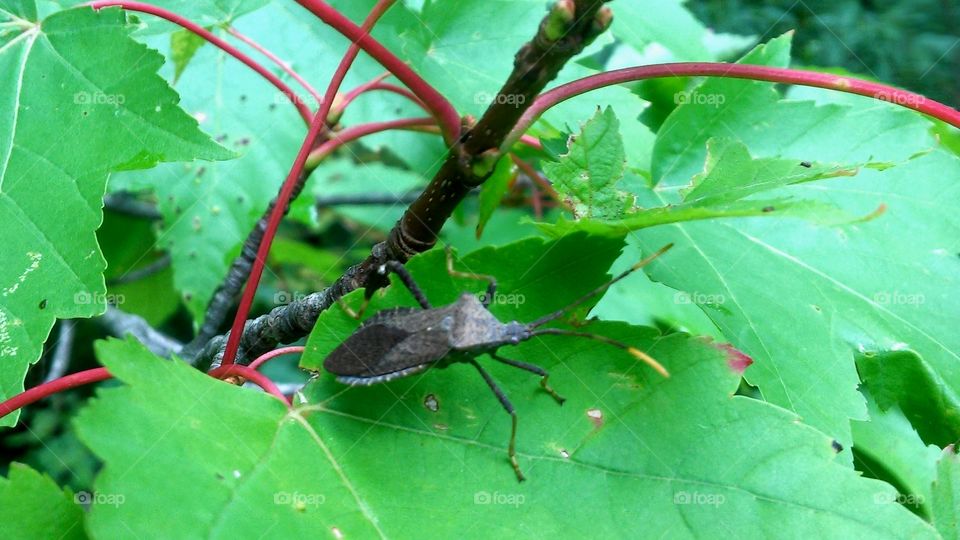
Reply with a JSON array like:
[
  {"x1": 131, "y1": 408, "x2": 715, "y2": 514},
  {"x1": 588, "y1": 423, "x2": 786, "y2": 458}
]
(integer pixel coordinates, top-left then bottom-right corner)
[
  {"x1": 74, "y1": 491, "x2": 125, "y2": 507},
  {"x1": 274, "y1": 491, "x2": 325, "y2": 507},
  {"x1": 274, "y1": 290, "x2": 309, "y2": 305},
  {"x1": 476, "y1": 291, "x2": 526, "y2": 306},
  {"x1": 74, "y1": 291, "x2": 125, "y2": 306},
  {"x1": 74, "y1": 91, "x2": 125, "y2": 106},
  {"x1": 874, "y1": 492, "x2": 924, "y2": 505},
  {"x1": 673, "y1": 491, "x2": 725, "y2": 507},
  {"x1": 474, "y1": 490, "x2": 525, "y2": 507},
  {"x1": 674, "y1": 90, "x2": 726, "y2": 108},
  {"x1": 474, "y1": 91, "x2": 526, "y2": 108},
  {"x1": 873, "y1": 291, "x2": 924, "y2": 306},
  {"x1": 674, "y1": 291, "x2": 726, "y2": 306}
]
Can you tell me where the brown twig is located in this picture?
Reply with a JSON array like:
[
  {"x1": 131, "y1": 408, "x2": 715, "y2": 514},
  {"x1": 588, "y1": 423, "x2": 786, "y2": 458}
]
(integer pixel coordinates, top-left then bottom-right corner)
[{"x1": 196, "y1": 0, "x2": 612, "y2": 367}]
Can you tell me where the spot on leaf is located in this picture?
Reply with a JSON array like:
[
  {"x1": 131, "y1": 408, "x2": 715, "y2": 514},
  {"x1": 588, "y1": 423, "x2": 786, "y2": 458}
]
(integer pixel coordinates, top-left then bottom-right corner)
[
  {"x1": 424, "y1": 393, "x2": 439, "y2": 412},
  {"x1": 587, "y1": 408, "x2": 603, "y2": 428}
]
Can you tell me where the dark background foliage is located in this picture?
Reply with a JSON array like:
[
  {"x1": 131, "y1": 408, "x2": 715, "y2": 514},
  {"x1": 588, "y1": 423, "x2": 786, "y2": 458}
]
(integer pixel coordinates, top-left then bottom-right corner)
[{"x1": 690, "y1": 0, "x2": 960, "y2": 104}]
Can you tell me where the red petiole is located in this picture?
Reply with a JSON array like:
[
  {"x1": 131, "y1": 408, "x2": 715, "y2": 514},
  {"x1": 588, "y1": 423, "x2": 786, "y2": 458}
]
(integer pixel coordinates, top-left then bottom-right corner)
[
  {"x1": 507, "y1": 62, "x2": 960, "y2": 146},
  {"x1": 221, "y1": 0, "x2": 403, "y2": 366},
  {"x1": 88, "y1": 0, "x2": 315, "y2": 124},
  {"x1": 248, "y1": 346, "x2": 306, "y2": 371}
]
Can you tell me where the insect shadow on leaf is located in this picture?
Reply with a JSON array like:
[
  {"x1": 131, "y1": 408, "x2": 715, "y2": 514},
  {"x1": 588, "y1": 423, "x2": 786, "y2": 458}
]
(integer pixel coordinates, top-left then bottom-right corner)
[{"x1": 323, "y1": 244, "x2": 674, "y2": 481}]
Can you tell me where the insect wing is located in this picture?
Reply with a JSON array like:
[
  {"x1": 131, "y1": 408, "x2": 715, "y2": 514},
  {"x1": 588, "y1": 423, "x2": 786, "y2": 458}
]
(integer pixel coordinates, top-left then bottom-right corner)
[
  {"x1": 324, "y1": 307, "x2": 453, "y2": 382},
  {"x1": 324, "y1": 322, "x2": 412, "y2": 377}
]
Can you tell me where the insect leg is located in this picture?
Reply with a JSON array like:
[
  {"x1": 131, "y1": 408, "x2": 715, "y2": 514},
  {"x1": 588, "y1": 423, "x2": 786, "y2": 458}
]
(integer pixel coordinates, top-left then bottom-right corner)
[
  {"x1": 335, "y1": 296, "x2": 370, "y2": 320},
  {"x1": 445, "y1": 246, "x2": 497, "y2": 307},
  {"x1": 469, "y1": 359, "x2": 525, "y2": 482},
  {"x1": 489, "y1": 353, "x2": 566, "y2": 405},
  {"x1": 378, "y1": 260, "x2": 431, "y2": 309}
]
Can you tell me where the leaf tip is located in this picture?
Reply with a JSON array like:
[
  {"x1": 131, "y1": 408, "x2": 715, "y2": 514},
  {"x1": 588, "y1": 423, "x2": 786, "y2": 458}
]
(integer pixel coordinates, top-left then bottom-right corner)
[{"x1": 702, "y1": 339, "x2": 753, "y2": 374}]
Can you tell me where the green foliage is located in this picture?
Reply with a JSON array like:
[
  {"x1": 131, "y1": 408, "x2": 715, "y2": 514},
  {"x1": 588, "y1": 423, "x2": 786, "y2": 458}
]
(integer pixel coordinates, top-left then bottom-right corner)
[
  {"x1": 398, "y1": 0, "x2": 548, "y2": 116},
  {"x1": 601, "y1": 32, "x2": 960, "y2": 454},
  {"x1": 652, "y1": 34, "x2": 930, "y2": 189},
  {"x1": 689, "y1": 0, "x2": 960, "y2": 104},
  {"x1": 73, "y1": 246, "x2": 932, "y2": 537},
  {"x1": 299, "y1": 159, "x2": 427, "y2": 234},
  {"x1": 538, "y1": 136, "x2": 865, "y2": 239},
  {"x1": 475, "y1": 156, "x2": 515, "y2": 238},
  {"x1": 2, "y1": 1, "x2": 959, "y2": 536},
  {"x1": 169, "y1": 28, "x2": 205, "y2": 83},
  {"x1": 543, "y1": 106, "x2": 630, "y2": 220},
  {"x1": 852, "y1": 391, "x2": 939, "y2": 515},
  {"x1": 98, "y1": 212, "x2": 180, "y2": 326},
  {"x1": 110, "y1": 0, "x2": 444, "y2": 322},
  {"x1": 0, "y1": 4, "x2": 228, "y2": 425},
  {"x1": 610, "y1": 0, "x2": 713, "y2": 61},
  {"x1": 857, "y1": 350, "x2": 960, "y2": 447},
  {"x1": 934, "y1": 449, "x2": 960, "y2": 539},
  {"x1": 0, "y1": 463, "x2": 86, "y2": 540}
]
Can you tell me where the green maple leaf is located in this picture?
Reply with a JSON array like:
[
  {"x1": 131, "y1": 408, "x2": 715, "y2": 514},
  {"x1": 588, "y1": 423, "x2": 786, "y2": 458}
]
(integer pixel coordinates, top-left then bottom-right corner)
[
  {"x1": 0, "y1": 463, "x2": 86, "y2": 540},
  {"x1": 625, "y1": 34, "x2": 960, "y2": 453},
  {"x1": 71, "y1": 236, "x2": 933, "y2": 537},
  {"x1": 0, "y1": 4, "x2": 230, "y2": 426}
]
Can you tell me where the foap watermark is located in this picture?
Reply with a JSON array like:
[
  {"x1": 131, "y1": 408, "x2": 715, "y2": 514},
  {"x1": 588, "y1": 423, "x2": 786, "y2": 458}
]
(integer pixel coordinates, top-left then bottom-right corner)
[
  {"x1": 674, "y1": 90, "x2": 726, "y2": 108},
  {"x1": 476, "y1": 291, "x2": 526, "y2": 307},
  {"x1": 474, "y1": 91, "x2": 526, "y2": 108},
  {"x1": 74, "y1": 291, "x2": 125, "y2": 306},
  {"x1": 273, "y1": 91, "x2": 313, "y2": 107},
  {"x1": 874, "y1": 492, "x2": 924, "y2": 506},
  {"x1": 873, "y1": 91, "x2": 926, "y2": 108},
  {"x1": 474, "y1": 490, "x2": 525, "y2": 507},
  {"x1": 873, "y1": 291, "x2": 924, "y2": 306},
  {"x1": 673, "y1": 491, "x2": 725, "y2": 507},
  {"x1": 74, "y1": 91, "x2": 125, "y2": 106},
  {"x1": 674, "y1": 291, "x2": 726, "y2": 306},
  {"x1": 274, "y1": 491, "x2": 325, "y2": 507},
  {"x1": 74, "y1": 491, "x2": 125, "y2": 508},
  {"x1": 274, "y1": 290, "x2": 309, "y2": 305}
]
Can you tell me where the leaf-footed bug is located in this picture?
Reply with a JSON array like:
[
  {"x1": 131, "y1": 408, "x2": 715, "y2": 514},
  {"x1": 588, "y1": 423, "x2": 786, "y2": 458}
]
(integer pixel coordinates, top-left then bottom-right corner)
[{"x1": 323, "y1": 244, "x2": 674, "y2": 481}]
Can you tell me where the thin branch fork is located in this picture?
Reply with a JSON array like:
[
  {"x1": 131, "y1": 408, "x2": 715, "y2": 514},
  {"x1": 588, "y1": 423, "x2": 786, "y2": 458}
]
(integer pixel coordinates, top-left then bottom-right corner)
[
  {"x1": 196, "y1": 0, "x2": 612, "y2": 367},
  {"x1": 219, "y1": 0, "x2": 404, "y2": 366}
]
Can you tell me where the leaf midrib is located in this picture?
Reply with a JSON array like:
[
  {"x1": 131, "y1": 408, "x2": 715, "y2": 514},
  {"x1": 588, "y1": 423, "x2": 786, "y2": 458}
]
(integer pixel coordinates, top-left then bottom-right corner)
[{"x1": 294, "y1": 403, "x2": 914, "y2": 537}]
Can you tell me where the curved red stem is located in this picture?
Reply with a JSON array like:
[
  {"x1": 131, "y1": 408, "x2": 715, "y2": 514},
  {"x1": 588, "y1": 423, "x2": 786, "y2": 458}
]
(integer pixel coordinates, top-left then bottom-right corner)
[
  {"x1": 221, "y1": 0, "x2": 398, "y2": 366},
  {"x1": 306, "y1": 117, "x2": 436, "y2": 166},
  {"x1": 88, "y1": 1, "x2": 314, "y2": 124},
  {"x1": 208, "y1": 365, "x2": 290, "y2": 404},
  {"x1": 0, "y1": 357, "x2": 293, "y2": 421},
  {"x1": 249, "y1": 346, "x2": 305, "y2": 371},
  {"x1": 337, "y1": 80, "x2": 428, "y2": 116},
  {"x1": 0, "y1": 368, "x2": 113, "y2": 421},
  {"x1": 227, "y1": 27, "x2": 324, "y2": 107},
  {"x1": 509, "y1": 63, "x2": 960, "y2": 145},
  {"x1": 295, "y1": 0, "x2": 461, "y2": 144},
  {"x1": 511, "y1": 154, "x2": 559, "y2": 200},
  {"x1": 518, "y1": 135, "x2": 544, "y2": 151}
]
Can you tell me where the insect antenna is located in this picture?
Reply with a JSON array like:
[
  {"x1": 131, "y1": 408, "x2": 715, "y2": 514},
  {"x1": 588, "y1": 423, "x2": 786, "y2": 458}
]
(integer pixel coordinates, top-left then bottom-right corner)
[
  {"x1": 531, "y1": 328, "x2": 670, "y2": 378},
  {"x1": 527, "y1": 243, "x2": 674, "y2": 329}
]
